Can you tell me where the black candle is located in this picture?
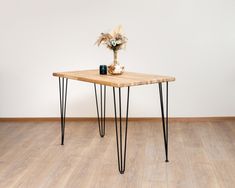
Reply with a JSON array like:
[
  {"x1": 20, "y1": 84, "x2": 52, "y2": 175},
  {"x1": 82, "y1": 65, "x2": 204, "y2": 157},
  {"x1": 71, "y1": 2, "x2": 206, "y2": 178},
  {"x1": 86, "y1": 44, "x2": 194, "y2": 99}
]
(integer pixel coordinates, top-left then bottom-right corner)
[{"x1": 99, "y1": 65, "x2": 107, "y2": 75}]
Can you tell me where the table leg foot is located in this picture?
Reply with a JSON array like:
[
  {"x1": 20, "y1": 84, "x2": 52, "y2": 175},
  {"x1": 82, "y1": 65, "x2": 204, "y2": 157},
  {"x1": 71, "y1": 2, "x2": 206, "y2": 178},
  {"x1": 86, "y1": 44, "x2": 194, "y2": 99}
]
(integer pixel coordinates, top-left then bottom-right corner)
[
  {"x1": 58, "y1": 77, "x2": 68, "y2": 145},
  {"x1": 158, "y1": 82, "x2": 169, "y2": 162},
  {"x1": 94, "y1": 84, "x2": 106, "y2": 137},
  {"x1": 113, "y1": 87, "x2": 130, "y2": 174}
]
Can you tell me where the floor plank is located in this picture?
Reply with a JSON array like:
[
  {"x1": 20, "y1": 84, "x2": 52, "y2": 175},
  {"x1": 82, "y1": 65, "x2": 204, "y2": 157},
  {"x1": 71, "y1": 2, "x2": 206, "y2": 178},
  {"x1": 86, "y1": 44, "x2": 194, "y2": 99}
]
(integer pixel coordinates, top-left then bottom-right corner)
[{"x1": 0, "y1": 120, "x2": 235, "y2": 188}]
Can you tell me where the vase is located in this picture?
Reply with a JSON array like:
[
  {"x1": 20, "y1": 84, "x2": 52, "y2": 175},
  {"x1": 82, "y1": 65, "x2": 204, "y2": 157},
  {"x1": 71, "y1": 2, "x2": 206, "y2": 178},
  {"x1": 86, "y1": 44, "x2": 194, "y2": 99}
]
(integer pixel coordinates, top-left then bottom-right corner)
[{"x1": 108, "y1": 50, "x2": 124, "y2": 75}]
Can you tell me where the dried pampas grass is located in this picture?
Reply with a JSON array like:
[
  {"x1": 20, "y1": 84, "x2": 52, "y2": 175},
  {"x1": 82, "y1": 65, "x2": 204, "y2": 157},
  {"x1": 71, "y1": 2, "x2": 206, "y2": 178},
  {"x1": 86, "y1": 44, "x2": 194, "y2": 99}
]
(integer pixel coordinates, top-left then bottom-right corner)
[{"x1": 95, "y1": 25, "x2": 127, "y2": 51}]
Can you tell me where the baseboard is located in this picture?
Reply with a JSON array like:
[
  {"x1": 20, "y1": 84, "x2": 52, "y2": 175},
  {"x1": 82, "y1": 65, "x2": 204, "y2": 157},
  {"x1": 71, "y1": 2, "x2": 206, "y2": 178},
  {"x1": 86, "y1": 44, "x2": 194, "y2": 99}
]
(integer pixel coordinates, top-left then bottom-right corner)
[{"x1": 0, "y1": 117, "x2": 235, "y2": 123}]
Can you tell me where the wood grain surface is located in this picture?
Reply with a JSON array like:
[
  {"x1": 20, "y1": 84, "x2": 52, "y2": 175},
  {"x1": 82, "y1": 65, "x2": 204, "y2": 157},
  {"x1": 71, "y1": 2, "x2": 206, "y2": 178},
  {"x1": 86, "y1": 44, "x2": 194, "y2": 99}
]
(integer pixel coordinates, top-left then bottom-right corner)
[
  {"x1": 0, "y1": 120, "x2": 235, "y2": 188},
  {"x1": 53, "y1": 69, "x2": 175, "y2": 87}
]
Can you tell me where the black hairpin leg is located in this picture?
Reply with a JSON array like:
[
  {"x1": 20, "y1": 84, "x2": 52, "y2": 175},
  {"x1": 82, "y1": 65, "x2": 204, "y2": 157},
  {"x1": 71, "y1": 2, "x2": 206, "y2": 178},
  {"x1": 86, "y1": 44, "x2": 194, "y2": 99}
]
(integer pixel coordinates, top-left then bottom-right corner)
[
  {"x1": 94, "y1": 84, "x2": 106, "y2": 137},
  {"x1": 58, "y1": 77, "x2": 68, "y2": 145},
  {"x1": 113, "y1": 87, "x2": 130, "y2": 174},
  {"x1": 158, "y1": 82, "x2": 169, "y2": 162}
]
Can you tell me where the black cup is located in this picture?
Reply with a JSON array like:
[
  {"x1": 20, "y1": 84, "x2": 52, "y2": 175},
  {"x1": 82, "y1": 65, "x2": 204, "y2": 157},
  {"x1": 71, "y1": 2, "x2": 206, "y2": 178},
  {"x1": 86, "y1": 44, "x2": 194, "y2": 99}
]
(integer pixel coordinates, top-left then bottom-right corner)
[{"x1": 99, "y1": 65, "x2": 107, "y2": 75}]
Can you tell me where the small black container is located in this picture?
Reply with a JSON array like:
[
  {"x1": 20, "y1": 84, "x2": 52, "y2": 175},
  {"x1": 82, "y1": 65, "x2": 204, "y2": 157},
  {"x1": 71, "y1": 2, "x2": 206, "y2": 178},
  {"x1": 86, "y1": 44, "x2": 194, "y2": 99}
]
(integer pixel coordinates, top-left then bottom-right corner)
[{"x1": 99, "y1": 65, "x2": 107, "y2": 75}]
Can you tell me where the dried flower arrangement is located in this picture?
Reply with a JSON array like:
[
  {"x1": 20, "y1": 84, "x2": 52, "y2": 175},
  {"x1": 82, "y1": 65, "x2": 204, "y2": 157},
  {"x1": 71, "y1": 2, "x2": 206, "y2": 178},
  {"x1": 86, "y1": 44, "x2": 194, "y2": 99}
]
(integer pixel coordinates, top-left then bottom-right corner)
[
  {"x1": 95, "y1": 26, "x2": 127, "y2": 51},
  {"x1": 95, "y1": 26, "x2": 127, "y2": 75}
]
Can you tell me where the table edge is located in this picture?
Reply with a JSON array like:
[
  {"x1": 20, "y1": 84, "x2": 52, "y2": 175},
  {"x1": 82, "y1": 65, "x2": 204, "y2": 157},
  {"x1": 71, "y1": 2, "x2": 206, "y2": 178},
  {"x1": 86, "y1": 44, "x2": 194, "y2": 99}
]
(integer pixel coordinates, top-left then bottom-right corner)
[{"x1": 52, "y1": 71, "x2": 176, "y2": 87}]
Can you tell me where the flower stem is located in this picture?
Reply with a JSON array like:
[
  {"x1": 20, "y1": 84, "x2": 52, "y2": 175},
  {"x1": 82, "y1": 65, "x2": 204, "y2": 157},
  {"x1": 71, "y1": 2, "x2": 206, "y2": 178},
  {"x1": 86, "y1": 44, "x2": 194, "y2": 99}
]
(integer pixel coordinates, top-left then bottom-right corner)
[{"x1": 113, "y1": 50, "x2": 118, "y2": 65}]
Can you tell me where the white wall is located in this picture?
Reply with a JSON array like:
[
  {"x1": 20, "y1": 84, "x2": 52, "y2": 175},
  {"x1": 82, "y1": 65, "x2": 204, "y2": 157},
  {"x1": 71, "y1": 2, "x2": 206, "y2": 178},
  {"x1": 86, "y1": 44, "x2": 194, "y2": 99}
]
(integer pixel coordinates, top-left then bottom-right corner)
[{"x1": 0, "y1": 0, "x2": 235, "y2": 118}]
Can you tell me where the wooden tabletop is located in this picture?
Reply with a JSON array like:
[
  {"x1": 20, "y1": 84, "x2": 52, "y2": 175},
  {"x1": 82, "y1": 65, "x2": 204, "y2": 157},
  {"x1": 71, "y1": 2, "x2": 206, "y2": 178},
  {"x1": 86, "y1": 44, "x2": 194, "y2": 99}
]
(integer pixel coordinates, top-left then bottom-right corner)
[{"x1": 53, "y1": 69, "x2": 175, "y2": 87}]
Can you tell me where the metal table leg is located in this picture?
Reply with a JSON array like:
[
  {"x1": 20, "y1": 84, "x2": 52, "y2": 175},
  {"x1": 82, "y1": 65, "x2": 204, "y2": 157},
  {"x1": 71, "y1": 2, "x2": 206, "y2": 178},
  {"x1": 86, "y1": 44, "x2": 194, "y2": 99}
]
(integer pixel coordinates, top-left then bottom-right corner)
[
  {"x1": 58, "y1": 77, "x2": 68, "y2": 145},
  {"x1": 158, "y1": 82, "x2": 169, "y2": 162},
  {"x1": 113, "y1": 87, "x2": 130, "y2": 174},
  {"x1": 94, "y1": 84, "x2": 106, "y2": 137}
]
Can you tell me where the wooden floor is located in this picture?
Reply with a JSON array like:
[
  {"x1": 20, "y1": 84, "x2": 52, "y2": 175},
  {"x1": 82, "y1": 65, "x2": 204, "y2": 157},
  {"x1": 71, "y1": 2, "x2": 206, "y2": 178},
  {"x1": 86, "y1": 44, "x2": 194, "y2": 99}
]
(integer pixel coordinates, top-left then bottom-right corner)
[{"x1": 0, "y1": 120, "x2": 235, "y2": 188}]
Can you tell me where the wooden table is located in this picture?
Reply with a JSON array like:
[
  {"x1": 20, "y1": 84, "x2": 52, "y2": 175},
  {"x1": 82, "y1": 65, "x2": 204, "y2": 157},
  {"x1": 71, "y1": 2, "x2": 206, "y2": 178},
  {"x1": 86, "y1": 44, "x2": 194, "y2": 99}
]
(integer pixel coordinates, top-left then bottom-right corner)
[{"x1": 53, "y1": 69, "x2": 175, "y2": 174}]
